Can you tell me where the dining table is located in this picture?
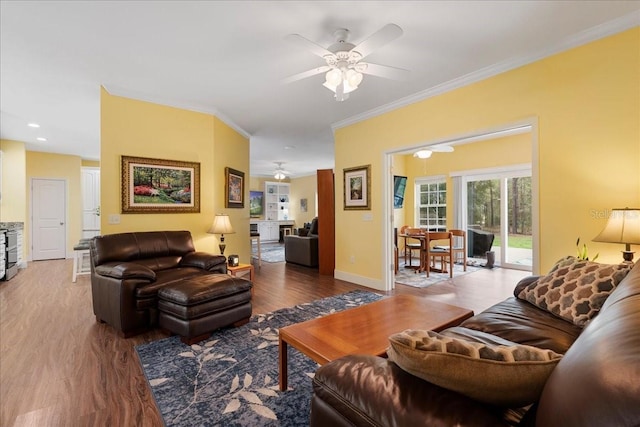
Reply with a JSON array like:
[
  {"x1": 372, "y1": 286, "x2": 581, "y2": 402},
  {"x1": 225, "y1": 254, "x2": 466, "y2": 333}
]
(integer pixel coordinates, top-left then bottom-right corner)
[{"x1": 398, "y1": 231, "x2": 450, "y2": 274}]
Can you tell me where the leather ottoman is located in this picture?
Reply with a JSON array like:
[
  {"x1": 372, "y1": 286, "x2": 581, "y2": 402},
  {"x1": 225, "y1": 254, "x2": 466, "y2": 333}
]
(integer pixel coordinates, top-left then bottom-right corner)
[{"x1": 158, "y1": 274, "x2": 253, "y2": 344}]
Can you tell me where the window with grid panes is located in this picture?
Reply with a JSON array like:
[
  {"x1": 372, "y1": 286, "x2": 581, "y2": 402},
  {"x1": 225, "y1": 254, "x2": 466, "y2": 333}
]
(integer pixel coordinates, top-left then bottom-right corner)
[{"x1": 416, "y1": 178, "x2": 447, "y2": 231}]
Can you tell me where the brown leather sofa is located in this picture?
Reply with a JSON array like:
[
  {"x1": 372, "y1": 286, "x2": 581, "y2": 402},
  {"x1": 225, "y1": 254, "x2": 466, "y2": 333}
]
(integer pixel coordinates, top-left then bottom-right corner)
[
  {"x1": 310, "y1": 261, "x2": 640, "y2": 426},
  {"x1": 90, "y1": 230, "x2": 228, "y2": 337},
  {"x1": 284, "y1": 217, "x2": 318, "y2": 267}
]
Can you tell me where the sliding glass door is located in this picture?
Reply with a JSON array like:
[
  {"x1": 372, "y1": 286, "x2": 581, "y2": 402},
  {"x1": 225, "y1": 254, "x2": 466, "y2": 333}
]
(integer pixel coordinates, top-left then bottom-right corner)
[{"x1": 464, "y1": 169, "x2": 532, "y2": 270}]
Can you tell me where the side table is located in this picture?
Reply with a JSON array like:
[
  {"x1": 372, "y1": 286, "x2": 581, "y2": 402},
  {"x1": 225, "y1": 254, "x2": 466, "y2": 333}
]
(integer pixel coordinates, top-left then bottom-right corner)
[{"x1": 228, "y1": 263, "x2": 255, "y2": 293}]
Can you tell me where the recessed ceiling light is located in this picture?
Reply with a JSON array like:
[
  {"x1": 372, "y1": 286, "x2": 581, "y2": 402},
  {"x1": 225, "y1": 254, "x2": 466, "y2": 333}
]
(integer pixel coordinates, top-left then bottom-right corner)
[
  {"x1": 28, "y1": 123, "x2": 40, "y2": 128},
  {"x1": 284, "y1": 145, "x2": 296, "y2": 150},
  {"x1": 36, "y1": 137, "x2": 47, "y2": 142}
]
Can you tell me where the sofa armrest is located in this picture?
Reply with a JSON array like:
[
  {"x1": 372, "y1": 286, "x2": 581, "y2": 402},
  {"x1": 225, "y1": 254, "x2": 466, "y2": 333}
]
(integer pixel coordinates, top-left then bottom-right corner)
[
  {"x1": 180, "y1": 251, "x2": 227, "y2": 272},
  {"x1": 311, "y1": 355, "x2": 509, "y2": 427},
  {"x1": 513, "y1": 275, "x2": 541, "y2": 297},
  {"x1": 95, "y1": 262, "x2": 156, "y2": 281}
]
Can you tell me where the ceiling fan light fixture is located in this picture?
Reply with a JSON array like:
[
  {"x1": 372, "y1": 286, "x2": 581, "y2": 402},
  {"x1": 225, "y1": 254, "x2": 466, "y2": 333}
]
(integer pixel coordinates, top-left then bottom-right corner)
[
  {"x1": 413, "y1": 150, "x2": 432, "y2": 159},
  {"x1": 274, "y1": 171, "x2": 286, "y2": 180},
  {"x1": 346, "y1": 69, "x2": 363, "y2": 87},
  {"x1": 325, "y1": 69, "x2": 342, "y2": 86}
]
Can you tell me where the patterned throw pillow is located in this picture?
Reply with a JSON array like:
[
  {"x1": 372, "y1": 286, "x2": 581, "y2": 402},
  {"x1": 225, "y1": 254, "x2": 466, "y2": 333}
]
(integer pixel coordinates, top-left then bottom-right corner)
[
  {"x1": 387, "y1": 329, "x2": 562, "y2": 407},
  {"x1": 517, "y1": 256, "x2": 632, "y2": 327}
]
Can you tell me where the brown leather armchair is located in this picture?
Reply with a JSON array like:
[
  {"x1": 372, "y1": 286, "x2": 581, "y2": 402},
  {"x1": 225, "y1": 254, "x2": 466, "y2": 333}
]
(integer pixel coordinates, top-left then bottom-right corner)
[
  {"x1": 284, "y1": 218, "x2": 318, "y2": 267},
  {"x1": 90, "y1": 230, "x2": 227, "y2": 337}
]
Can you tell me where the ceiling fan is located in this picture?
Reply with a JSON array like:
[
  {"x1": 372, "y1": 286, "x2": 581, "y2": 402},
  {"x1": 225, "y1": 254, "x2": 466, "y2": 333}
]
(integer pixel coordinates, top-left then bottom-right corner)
[
  {"x1": 413, "y1": 144, "x2": 454, "y2": 159},
  {"x1": 283, "y1": 23, "x2": 409, "y2": 101},
  {"x1": 273, "y1": 162, "x2": 289, "y2": 180}
]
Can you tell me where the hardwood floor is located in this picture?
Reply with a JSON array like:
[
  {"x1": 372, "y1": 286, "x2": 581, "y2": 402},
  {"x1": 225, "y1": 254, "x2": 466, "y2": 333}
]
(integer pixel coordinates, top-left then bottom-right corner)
[{"x1": 0, "y1": 258, "x2": 529, "y2": 426}]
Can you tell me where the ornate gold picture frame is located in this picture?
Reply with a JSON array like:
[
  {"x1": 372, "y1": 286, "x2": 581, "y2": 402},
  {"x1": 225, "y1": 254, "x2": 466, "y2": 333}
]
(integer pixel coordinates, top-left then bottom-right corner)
[{"x1": 121, "y1": 155, "x2": 200, "y2": 213}]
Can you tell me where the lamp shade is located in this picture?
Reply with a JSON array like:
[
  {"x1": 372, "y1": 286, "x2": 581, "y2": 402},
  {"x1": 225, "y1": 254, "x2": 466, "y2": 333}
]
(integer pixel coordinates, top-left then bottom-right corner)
[
  {"x1": 208, "y1": 214, "x2": 235, "y2": 235},
  {"x1": 593, "y1": 208, "x2": 640, "y2": 245}
]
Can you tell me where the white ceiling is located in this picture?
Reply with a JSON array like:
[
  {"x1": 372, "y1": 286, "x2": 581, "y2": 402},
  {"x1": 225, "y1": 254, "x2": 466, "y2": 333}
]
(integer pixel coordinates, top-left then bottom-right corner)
[{"x1": 1, "y1": 1, "x2": 639, "y2": 178}]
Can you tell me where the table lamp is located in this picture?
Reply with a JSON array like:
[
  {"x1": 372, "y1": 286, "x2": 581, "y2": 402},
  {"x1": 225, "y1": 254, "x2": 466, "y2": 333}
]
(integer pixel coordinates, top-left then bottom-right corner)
[
  {"x1": 593, "y1": 208, "x2": 640, "y2": 263},
  {"x1": 208, "y1": 214, "x2": 235, "y2": 255}
]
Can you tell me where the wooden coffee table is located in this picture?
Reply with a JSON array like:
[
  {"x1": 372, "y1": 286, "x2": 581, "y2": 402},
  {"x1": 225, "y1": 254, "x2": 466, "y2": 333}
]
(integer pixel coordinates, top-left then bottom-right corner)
[{"x1": 278, "y1": 294, "x2": 473, "y2": 390}]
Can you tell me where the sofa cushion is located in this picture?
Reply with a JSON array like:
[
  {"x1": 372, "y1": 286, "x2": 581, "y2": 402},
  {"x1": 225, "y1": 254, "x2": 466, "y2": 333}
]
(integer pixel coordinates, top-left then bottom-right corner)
[
  {"x1": 387, "y1": 328, "x2": 562, "y2": 407},
  {"x1": 517, "y1": 256, "x2": 632, "y2": 327},
  {"x1": 460, "y1": 297, "x2": 582, "y2": 354}
]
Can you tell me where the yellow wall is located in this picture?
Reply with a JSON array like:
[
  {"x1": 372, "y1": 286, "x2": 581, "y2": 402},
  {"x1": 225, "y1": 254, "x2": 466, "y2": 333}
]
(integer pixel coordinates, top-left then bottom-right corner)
[
  {"x1": 100, "y1": 88, "x2": 250, "y2": 261},
  {"x1": 289, "y1": 174, "x2": 317, "y2": 226},
  {"x1": 0, "y1": 140, "x2": 27, "y2": 224},
  {"x1": 335, "y1": 28, "x2": 640, "y2": 288},
  {"x1": 26, "y1": 151, "x2": 84, "y2": 257},
  {"x1": 82, "y1": 160, "x2": 100, "y2": 167}
]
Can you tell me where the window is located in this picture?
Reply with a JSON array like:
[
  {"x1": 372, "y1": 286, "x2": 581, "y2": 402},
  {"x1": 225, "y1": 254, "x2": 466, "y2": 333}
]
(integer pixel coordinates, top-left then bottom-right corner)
[{"x1": 415, "y1": 177, "x2": 446, "y2": 231}]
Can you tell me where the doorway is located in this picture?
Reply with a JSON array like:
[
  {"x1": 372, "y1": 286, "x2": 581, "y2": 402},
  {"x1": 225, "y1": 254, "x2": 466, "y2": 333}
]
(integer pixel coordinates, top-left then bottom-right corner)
[
  {"x1": 31, "y1": 178, "x2": 67, "y2": 260},
  {"x1": 81, "y1": 167, "x2": 101, "y2": 239},
  {"x1": 463, "y1": 168, "x2": 532, "y2": 270},
  {"x1": 384, "y1": 119, "x2": 539, "y2": 291}
]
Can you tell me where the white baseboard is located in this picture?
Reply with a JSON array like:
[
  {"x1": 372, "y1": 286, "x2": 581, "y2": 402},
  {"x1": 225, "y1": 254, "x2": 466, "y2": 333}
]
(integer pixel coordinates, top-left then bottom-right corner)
[{"x1": 334, "y1": 269, "x2": 385, "y2": 291}]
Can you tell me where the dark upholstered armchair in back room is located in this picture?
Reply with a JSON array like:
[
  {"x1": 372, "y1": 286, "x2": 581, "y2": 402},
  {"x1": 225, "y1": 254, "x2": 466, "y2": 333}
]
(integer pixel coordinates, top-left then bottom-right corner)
[{"x1": 284, "y1": 217, "x2": 318, "y2": 267}]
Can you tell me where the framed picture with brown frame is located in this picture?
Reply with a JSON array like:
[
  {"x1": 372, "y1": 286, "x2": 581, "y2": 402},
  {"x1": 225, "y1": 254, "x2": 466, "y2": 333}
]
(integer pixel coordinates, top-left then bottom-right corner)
[
  {"x1": 343, "y1": 164, "x2": 371, "y2": 210},
  {"x1": 121, "y1": 155, "x2": 200, "y2": 213},
  {"x1": 225, "y1": 167, "x2": 245, "y2": 208}
]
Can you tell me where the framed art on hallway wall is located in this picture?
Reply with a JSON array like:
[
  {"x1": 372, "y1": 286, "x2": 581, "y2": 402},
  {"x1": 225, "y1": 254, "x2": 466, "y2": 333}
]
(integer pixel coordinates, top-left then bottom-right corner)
[
  {"x1": 343, "y1": 164, "x2": 371, "y2": 210},
  {"x1": 225, "y1": 167, "x2": 245, "y2": 208}
]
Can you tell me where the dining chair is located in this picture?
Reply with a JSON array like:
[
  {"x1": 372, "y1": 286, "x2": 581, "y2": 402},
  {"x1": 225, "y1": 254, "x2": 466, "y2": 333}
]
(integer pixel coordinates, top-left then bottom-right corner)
[
  {"x1": 449, "y1": 229, "x2": 467, "y2": 271},
  {"x1": 400, "y1": 225, "x2": 423, "y2": 268},
  {"x1": 423, "y1": 231, "x2": 453, "y2": 278}
]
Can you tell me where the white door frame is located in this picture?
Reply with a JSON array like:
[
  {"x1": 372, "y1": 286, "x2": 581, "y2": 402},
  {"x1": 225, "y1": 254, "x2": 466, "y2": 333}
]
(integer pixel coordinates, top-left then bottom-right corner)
[
  {"x1": 382, "y1": 118, "x2": 539, "y2": 291},
  {"x1": 30, "y1": 178, "x2": 68, "y2": 261}
]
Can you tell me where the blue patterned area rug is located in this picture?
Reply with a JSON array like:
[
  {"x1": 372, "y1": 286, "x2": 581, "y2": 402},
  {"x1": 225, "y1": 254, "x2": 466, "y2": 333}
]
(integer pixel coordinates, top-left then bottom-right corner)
[
  {"x1": 136, "y1": 290, "x2": 383, "y2": 426},
  {"x1": 395, "y1": 258, "x2": 482, "y2": 288}
]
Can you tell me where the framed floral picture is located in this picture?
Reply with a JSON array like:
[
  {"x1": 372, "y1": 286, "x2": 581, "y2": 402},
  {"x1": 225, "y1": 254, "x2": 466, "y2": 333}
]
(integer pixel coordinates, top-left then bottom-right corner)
[
  {"x1": 343, "y1": 164, "x2": 371, "y2": 210},
  {"x1": 225, "y1": 167, "x2": 245, "y2": 208},
  {"x1": 121, "y1": 155, "x2": 200, "y2": 213}
]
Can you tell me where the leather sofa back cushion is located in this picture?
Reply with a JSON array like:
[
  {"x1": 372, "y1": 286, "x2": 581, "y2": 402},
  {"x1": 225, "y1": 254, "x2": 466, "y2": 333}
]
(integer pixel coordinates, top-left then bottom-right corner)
[
  {"x1": 387, "y1": 328, "x2": 562, "y2": 407},
  {"x1": 93, "y1": 231, "x2": 195, "y2": 267},
  {"x1": 517, "y1": 256, "x2": 632, "y2": 327}
]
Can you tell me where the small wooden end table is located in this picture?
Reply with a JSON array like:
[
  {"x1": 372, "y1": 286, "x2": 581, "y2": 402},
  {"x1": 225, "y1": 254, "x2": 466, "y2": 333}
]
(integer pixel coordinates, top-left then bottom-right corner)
[
  {"x1": 278, "y1": 294, "x2": 473, "y2": 391},
  {"x1": 227, "y1": 263, "x2": 254, "y2": 286}
]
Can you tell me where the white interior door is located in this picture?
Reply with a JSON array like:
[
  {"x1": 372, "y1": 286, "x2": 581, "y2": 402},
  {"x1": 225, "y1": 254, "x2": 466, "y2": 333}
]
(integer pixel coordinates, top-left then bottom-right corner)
[
  {"x1": 81, "y1": 167, "x2": 100, "y2": 238},
  {"x1": 32, "y1": 178, "x2": 67, "y2": 260}
]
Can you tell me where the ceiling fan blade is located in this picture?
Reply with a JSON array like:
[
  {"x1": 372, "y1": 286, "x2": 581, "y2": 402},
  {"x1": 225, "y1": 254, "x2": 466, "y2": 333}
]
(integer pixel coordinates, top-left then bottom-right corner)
[
  {"x1": 285, "y1": 33, "x2": 333, "y2": 58},
  {"x1": 430, "y1": 145, "x2": 455, "y2": 153},
  {"x1": 359, "y1": 62, "x2": 409, "y2": 81},
  {"x1": 281, "y1": 65, "x2": 331, "y2": 84},
  {"x1": 351, "y1": 23, "x2": 403, "y2": 59}
]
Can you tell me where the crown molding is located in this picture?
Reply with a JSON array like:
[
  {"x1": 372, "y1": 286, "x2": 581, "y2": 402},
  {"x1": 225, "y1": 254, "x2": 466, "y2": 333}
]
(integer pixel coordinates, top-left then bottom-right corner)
[
  {"x1": 332, "y1": 11, "x2": 640, "y2": 132},
  {"x1": 102, "y1": 84, "x2": 252, "y2": 139}
]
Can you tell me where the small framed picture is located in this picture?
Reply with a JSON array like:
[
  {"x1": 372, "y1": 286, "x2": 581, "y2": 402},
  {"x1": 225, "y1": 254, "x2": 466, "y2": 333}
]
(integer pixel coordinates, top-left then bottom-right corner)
[
  {"x1": 343, "y1": 164, "x2": 371, "y2": 210},
  {"x1": 225, "y1": 167, "x2": 245, "y2": 208}
]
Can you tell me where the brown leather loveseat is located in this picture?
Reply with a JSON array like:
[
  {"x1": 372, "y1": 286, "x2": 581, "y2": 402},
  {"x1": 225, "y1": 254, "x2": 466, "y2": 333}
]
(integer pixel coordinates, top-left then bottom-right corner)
[
  {"x1": 90, "y1": 230, "x2": 228, "y2": 337},
  {"x1": 310, "y1": 259, "x2": 640, "y2": 426}
]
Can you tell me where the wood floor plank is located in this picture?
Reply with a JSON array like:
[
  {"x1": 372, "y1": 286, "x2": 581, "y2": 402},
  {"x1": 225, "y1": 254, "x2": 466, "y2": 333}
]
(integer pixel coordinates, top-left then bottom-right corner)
[{"x1": 0, "y1": 258, "x2": 528, "y2": 426}]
